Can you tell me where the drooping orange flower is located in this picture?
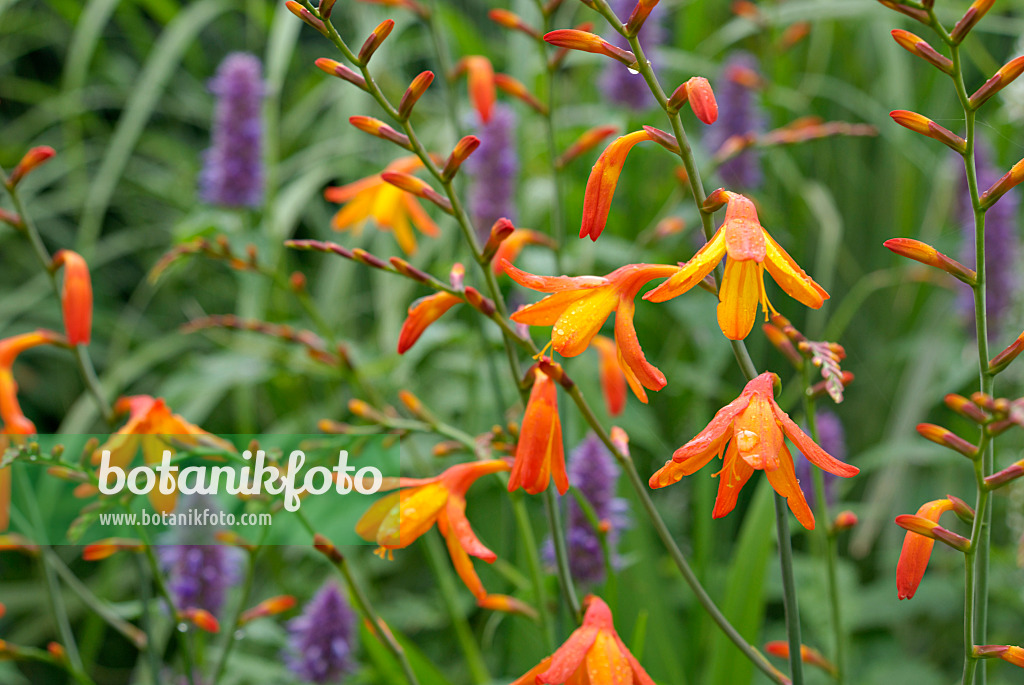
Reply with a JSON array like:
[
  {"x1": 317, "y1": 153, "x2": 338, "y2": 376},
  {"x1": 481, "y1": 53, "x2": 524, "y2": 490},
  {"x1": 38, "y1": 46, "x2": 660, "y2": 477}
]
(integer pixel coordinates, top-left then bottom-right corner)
[
  {"x1": 895, "y1": 498, "x2": 954, "y2": 600},
  {"x1": 324, "y1": 156, "x2": 440, "y2": 255},
  {"x1": 0, "y1": 330, "x2": 60, "y2": 531},
  {"x1": 645, "y1": 190, "x2": 829, "y2": 340},
  {"x1": 397, "y1": 292, "x2": 462, "y2": 354},
  {"x1": 93, "y1": 396, "x2": 235, "y2": 514},
  {"x1": 462, "y1": 56, "x2": 496, "y2": 123},
  {"x1": 505, "y1": 261, "x2": 677, "y2": 402},
  {"x1": 508, "y1": 368, "x2": 567, "y2": 495},
  {"x1": 53, "y1": 250, "x2": 92, "y2": 346},
  {"x1": 580, "y1": 130, "x2": 653, "y2": 241},
  {"x1": 511, "y1": 595, "x2": 656, "y2": 685},
  {"x1": 649, "y1": 372, "x2": 858, "y2": 529},
  {"x1": 593, "y1": 336, "x2": 626, "y2": 417},
  {"x1": 356, "y1": 459, "x2": 533, "y2": 615}
]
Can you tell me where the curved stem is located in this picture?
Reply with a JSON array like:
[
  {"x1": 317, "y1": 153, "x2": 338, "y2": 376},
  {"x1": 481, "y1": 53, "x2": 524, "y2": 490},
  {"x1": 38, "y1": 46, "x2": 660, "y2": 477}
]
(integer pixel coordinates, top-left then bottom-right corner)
[{"x1": 774, "y1": 492, "x2": 804, "y2": 685}]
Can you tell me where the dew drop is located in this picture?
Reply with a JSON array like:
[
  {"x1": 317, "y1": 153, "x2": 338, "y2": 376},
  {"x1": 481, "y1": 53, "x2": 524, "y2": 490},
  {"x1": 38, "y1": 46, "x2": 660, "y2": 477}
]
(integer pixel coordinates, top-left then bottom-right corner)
[
  {"x1": 627, "y1": 67, "x2": 639, "y2": 75},
  {"x1": 177, "y1": 623, "x2": 188, "y2": 633},
  {"x1": 234, "y1": 629, "x2": 245, "y2": 640}
]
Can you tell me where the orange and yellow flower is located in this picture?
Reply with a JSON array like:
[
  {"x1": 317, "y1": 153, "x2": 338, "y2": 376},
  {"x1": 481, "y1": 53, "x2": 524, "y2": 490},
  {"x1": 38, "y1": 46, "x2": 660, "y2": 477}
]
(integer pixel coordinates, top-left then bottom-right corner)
[
  {"x1": 324, "y1": 156, "x2": 440, "y2": 255},
  {"x1": 511, "y1": 595, "x2": 656, "y2": 685},
  {"x1": 895, "y1": 498, "x2": 955, "y2": 600},
  {"x1": 93, "y1": 396, "x2": 235, "y2": 514},
  {"x1": 505, "y1": 261, "x2": 677, "y2": 403},
  {"x1": 356, "y1": 459, "x2": 533, "y2": 615},
  {"x1": 649, "y1": 372, "x2": 858, "y2": 529},
  {"x1": 644, "y1": 190, "x2": 829, "y2": 340},
  {"x1": 580, "y1": 130, "x2": 653, "y2": 241},
  {"x1": 509, "y1": 368, "x2": 567, "y2": 495},
  {"x1": 397, "y1": 291, "x2": 463, "y2": 354}
]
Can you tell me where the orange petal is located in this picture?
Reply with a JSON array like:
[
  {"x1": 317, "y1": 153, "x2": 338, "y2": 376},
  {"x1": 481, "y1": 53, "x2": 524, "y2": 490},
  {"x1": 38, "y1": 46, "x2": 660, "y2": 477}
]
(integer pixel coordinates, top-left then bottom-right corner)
[
  {"x1": 594, "y1": 336, "x2": 627, "y2": 415},
  {"x1": 722, "y1": 195, "x2": 766, "y2": 262},
  {"x1": 390, "y1": 208, "x2": 417, "y2": 256},
  {"x1": 397, "y1": 292, "x2": 463, "y2": 354},
  {"x1": 585, "y1": 630, "x2": 633, "y2": 685},
  {"x1": 331, "y1": 190, "x2": 376, "y2": 231},
  {"x1": 54, "y1": 250, "x2": 92, "y2": 345},
  {"x1": 613, "y1": 294, "x2": 666, "y2": 394},
  {"x1": 617, "y1": 341, "x2": 648, "y2": 404},
  {"x1": 465, "y1": 56, "x2": 496, "y2": 123},
  {"x1": 552, "y1": 287, "x2": 618, "y2": 357},
  {"x1": 732, "y1": 395, "x2": 784, "y2": 471},
  {"x1": 356, "y1": 491, "x2": 402, "y2": 542},
  {"x1": 504, "y1": 262, "x2": 609, "y2": 293},
  {"x1": 402, "y1": 194, "x2": 440, "y2": 237},
  {"x1": 643, "y1": 227, "x2": 726, "y2": 302},
  {"x1": 444, "y1": 493, "x2": 496, "y2": 562},
  {"x1": 897, "y1": 499, "x2": 954, "y2": 599},
  {"x1": 716, "y1": 258, "x2": 760, "y2": 340},
  {"x1": 512, "y1": 291, "x2": 583, "y2": 326},
  {"x1": 509, "y1": 371, "x2": 566, "y2": 494},
  {"x1": 771, "y1": 402, "x2": 859, "y2": 477},
  {"x1": 712, "y1": 442, "x2": 755, "y2": 519},
  {"x1": 325, "y1": 176, "x2": 382, "y2": 204},
  {"x1": 764, "y1": 445, "x2": 815, "y2": 530},
  {"x1": 510, "y1": 657, "x2": 554, "y2": 685},
  {"x1": 538, "y1": 626, "x2": 600, "y2": 683},
  {"x1": 440, "y1": 514, "x2": 488, "y2": 600},
  {"x1": 672, "y1": 392, "x2": 751, "y2": 465},
  {"x1": 375, "y1": 483, "x2": 447, "y2": 549},
  {"x1": 580, "y1": 130, "x2": 653, "y2": 241},
  {"x1": 763, "y1": 231, "x2": 828, "y2": 308}
]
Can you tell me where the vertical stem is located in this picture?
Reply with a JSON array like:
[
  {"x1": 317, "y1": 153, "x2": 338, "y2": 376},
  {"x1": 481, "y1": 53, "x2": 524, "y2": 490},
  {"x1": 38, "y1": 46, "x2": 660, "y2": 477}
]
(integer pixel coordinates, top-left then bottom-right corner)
[
  {"x1": 544, "y1": 484, "x2": 582, "y2": 621},
  {"x1": 511, "y1": 491, "x2": 556, "y2": 649},
  {"x1": 774, "y1": 492, "x2": 805, "y2": 685},
  {"x1": 135, "y1": 555, "x2": 165, "y2": 685}
]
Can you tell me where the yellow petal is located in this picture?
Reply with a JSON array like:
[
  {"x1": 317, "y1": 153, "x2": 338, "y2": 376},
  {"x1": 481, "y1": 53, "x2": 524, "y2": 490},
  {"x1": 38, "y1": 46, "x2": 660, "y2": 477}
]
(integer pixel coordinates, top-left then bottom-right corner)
[
  {"x1": 716, "y1": 258, "x2": 760, "y2": 340},
  {"x1": 552, "y1": 287, "x2": 618, "y2": 357},
  {"x1": 375, "y1": 484, "x2": 447, "y2": 548},
  {"x1": 585, "y1": 631, "x2": 633, "y2": 685},
  {"x1": 763, "y1": 231, "x2": 828, "y2": 309},
  {"x1": 643, "y1": 227, "x2": 726, "y2": 303}
]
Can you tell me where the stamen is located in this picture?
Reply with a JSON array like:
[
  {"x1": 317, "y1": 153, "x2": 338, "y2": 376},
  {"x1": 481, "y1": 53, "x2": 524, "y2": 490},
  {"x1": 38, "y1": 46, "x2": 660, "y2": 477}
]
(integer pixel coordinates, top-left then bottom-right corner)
[{"x1": 533, "y1": 340, "x2": 553, "y2": 360}]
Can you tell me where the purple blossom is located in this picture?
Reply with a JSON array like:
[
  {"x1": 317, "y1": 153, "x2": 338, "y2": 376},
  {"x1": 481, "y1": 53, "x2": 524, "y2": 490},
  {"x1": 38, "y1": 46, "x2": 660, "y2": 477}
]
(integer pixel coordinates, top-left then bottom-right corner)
[
  {"x1": 285, "y1": 581, "x2": 357, "y2": 684},
  {"x1": 545, "y1": 434, "x2": 630, "y2": 586},
  {"x1": 795, "y1": 410, "x2": 846, "y2": 510},
  {"x1": 705, "y1": 52, "x2": 765, "y2": 189},
  {"x1": 601, "y1": 0, "x2": 663, "y2": 110},
  {"x1": 467, "y1": 104, "x2": 518, "y2": 240},
  {"x1": 199, "y1": 53, "x2": 265, "y2": 208},
  {"x1": 957, "y1": 141, "x2": 1019, "y2": 338}
]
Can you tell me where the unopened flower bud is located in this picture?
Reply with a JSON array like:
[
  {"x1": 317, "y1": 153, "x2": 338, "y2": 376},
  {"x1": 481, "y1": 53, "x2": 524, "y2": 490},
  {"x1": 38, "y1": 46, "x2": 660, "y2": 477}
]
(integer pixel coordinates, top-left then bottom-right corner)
[
  {"x1": 642, "y1": 126, "x2": 681, "y2": 154},
  {"x1": 313, "y1": 533, "x2": 344, "y2": 563},
  {"x1": 890, "y1": 110, "x2": 966, "y2": 153},
  {"x1": 463, "y1": 287, "x2": 496, "y2": 316},
  {"x1": 667, "y1": 77, "x2": 718, "y2": 124},
  {"x1": 543, "y1": 29, "x2": 637, "y2": 67},
  {"x1": 916, "y1": 423, "x2": 978, "y2": 460},
  {"x1": 441, "y1": 135, "x2": 480, "y2": 180},
  {"x1": 625, "y1": 0, "x2": 660, "y2": 35},
  {"x1": 950, "y1": 0, "x2": 996, "y2": 43},
  {"x1": 482, "y1": 218, "x2": 516, "y2": 263},
  {"x1": 895, "y1": 513, "x2": 971, "y2": 553},
  {"x1": 239, "y1": 595, "x2": 297, "y2": 624},
  {"x1": 944, "y1": 393, "x2": 988, "y2": 423},
  {"x1": 557, "y1": 125, "x2": 618, "y2": 168},
  {"x1": 285, "y1": 1, "x2": 328, "y2": 36},
  {"x1": 980, "y1": 157, "x2": 1024, "y2": 209},
  {"x1": 349, "y1": 116, "x2": 411, "y2": 149},
  {"x1": 883, "y1": 237, "x2": 977, "y2": 285},
  {"x1": 890, "y1": 29, "x2": 953, "y2": 74},
  {"x1": 358, "y1": 20, "x2": 395, "y2": 64},
  {"x1": 399, "y1": 71, "x2": 434, "y2": 119},
  {"x1": 6, "y1": 146, "x2": 56, "y2": 188},
  {"x1": 833, "y1": 510, "x2": 858, "y2": 531},
  {"x1": 380, "y1": 172, "x2": 453, "y2": 213},
  {"x1": 314, "y1": 58, "x2": 367, "y2": 89},
  {"x1": 494, "y1": 74, "x2": 547, "y2": 115},
  {"x1": 488, "y1": 9, "x2": 541, "y2": 39}
]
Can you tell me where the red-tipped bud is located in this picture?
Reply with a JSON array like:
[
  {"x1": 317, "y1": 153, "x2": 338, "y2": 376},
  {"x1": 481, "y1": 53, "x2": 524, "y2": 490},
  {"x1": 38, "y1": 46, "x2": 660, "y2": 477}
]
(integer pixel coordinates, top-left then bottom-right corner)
[
  {"x1": 52, "y1": 250, "x2": 92, "y2": 345},
  {"x1": 980, "y1": 157, "x2": 1024, "y2": 209},
  {"x1": 389, "y1": 257, "x2": 433, "y2": 284},
  {"x1": 702, "y1": 187, "x2": 731, "y2": 213},
  {"x1": 973, "y1": 645, "x2": 1024, "y2": 667},
  {"x1": 494, "y1": 74, "x2": 548, "y2": 115},
  {"x1": 239, "y1": 595, "x2": 297, "y2": 624},
  {"x1": 989, "y1": 330, "x2": 1024, "y2": 374},
  {"x1": 580, "y1": 130, "x2": 653, "y2": 240},
  {"x1": 509, "y1": 367, "x2": 568, "y2": 495},
  {"x1": 833, "y1": 510, "x2": 858, "y2": 531},
  {"x1": 449, "y1": 263, "x2": 466, "y2": 290},
  {"x1": 397, "y1": 292, "x2": 462, "y2": 353},
  {"x1": 488, "y1": 9, "x2": 541, "y2": 39},
  {"x1": 557, "y1": 125, "x2": 619, "y2": 168},
  {"x1": 6, "y1": 146, "x2": 56, "y2": 188},
  {"x1": 890, "y1": 29, "x2": 953, "y2": 74},
  {"x1": 762, "y1": 322, "x2": 803, "y2": 368},
  {"x1": 985, "y1": 458, "x2": 1024, "y2": 489},
  {"x1": 461, "y1": 56, "x2": 496, "y2": 124},
  {"x1": 318, "y1": 0, "x2": 336, "y2": 18},
  {"x1": 349, "y1": 116, "x2": 411, "y2": 149},
  {"x1": 463, "y1": 286, "x2": 496, "y2": 316},
  {"x1": 398, "y1": 71, "x2": 434, "y2": 119},
  {"x1": 314, "y1": 58, "x2": 367, "y2": 89},
  {"x1": 969, "y1": 56, "x2": 1024, "y2": 109},
  {"x1": 946, "y1": 494, "x2": 975, "y2": 524},
  {"x1": 441, "y1": 135, "x2": 480, "y2": 180},
  {"x1": 83, "y1": 538, "x2": 145, "y2": 561},
  {"x1": 543, "y1": 29, "x2": 637, "y2": 66},
  {"x1": 641, "y1": 125, "x2": 681, "y2": 154},
  {"x1": 397, "y1": 389, "x2": 430, "y2": 420},
  {"x1": 625, "y1": 0, "x2": 660, "y2": 35},
  {"x1": 359, "y1": 19, "x2": 395, "y2": 64},
  {"x1": 180, "y1": 608, "x2": 220, "y2": 633},
  {"x1": 950, "y1": 0, "x2": 996, "y2": 43},
  {"x1": 944, "y1": 393, "x2": 989, "y2": 423},
  {"x1": 883, "y1": 237, "x2": 977, "y2": 285},
  {"x1": 916, "y1": 423, "x2": 978, "y2": 460},
  {"x1": 380, "y1": 172, "x2": 453, "y2": 213},
  {"x1": 890, "y1": 110, "x2": 966, "y2": 153},
  {"x1": 764, "y1": 641, "x2": 838, "y2": 676},
  {"x1": 482, "y1": 218, "x2": 516, "y2": 263},
  {"x1": 593, "y1": 336, "x2": 626, "y2": 415},
  {"x1": 285, "y1": 1, "x2": 328, "y2": 35},
  {"x1": 667, "y1": 77, "x2": 718, "y2": 123},
  {"x1": 314, "y1": 533, "x2": 344, "y2": 563},
  {"x1": 876, "y1": 0, "x2": 929, "y2": 24},
  {"x1": 895, "y1": 513, "x2": 971, "y2": 552}
]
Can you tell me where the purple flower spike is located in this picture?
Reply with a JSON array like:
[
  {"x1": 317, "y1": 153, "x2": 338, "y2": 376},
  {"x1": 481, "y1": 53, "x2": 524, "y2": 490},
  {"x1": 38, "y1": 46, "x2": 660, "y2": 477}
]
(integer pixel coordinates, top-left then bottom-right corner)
[
  {"x1": 705, "y1": 52, "x2": 765, "y2": 189},
  {"x1": 285, "y1": 581, "x2": 357, "y2": 684},
  {"x1": 467, "y1": 103, "x2": 518, "y2": 239},
  {"x1": 199, "y1": 53, "x2": 265, "y2": 208},
  {"x1": 796, "y1": 410, "x2": 847, "y2": 510}
]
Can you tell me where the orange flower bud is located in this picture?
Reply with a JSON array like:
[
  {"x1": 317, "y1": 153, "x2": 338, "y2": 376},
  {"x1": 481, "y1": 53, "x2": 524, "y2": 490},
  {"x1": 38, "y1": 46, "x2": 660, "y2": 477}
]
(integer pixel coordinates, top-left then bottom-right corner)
[
  {"x1": 896, "y1": 498, "x2": 956, "y2": 599},
  {"x1": 319, "y1": 0, "x2": 337, "y2": 19},
  {"x1": 946, "y1": 494, "x2": 975, "y2": 524},
  {"x1": 399, "y1": 71, "x2": 434, "y2": 119},
  {"x1": 833, "y1": 510, "x2": 858, "y2": 531},
  {"x1": 580, "y1": 130, "x2": 653, "y2": 240},
  {"x1": 985, "y1": 458, "x2": 1024, "y2": 489},
  {"x1": 482, "y1": 218, "x2": 516, "y2": 264},
  {"x1": 52, "y1": 250, "x2": 92, "y2": 345},
  {"x1": 764, "y1": 641, "x2": 837, "y2": 676},
  {"x1": 876, "y1": 0, "x2": 929, "y2": 24},
  {"x1": 989, "y1": 330, "x2": 1024, "y2": 374},
  {"x1": 890, "y1": 110, "x2": 966, "y2": 153},
  {"x1": 494, "y1": 73, "x2": 548, "y2": 115},
  {"x1": 380, "y1": 171, "x2": 453, "y2": 213},
  {"x1": 916, "y1": 423, "x2": 978, "y2": 460},
  {"x1": 1000, "y1": 645, "x2": 1024, "y2": 667},
  {"x1": 180, "y1": 608, "x2": 220, "y2": 633},
  {"x1": 313, "y1": 532, "x2": 344, "y2": 563},
  {"x1": 667, "y1": 77, "x2": 718, "y2": 124},
  {"x1": 543, "y1": 29, "x2": 637, "y2": 66},
  {"x1": 441, "y1": 135, "x2": 481, "y2": 180},
  {"x1": 509, "y1": 368, "x2": 567, "y2": 494},
  {"x1": 6, "y1": 146, "x2": 56, "y2": 188},
  {"x1": 449, "y1": 263, "x2": 465, "y2": 289},
  {"x1": 349, "y1": 115, "x2": 411, "y2": 149},
  {"x1": 358, "y1": 19, "x2": 395, "y2": 64},
  {"x1": 950, "y1": 0, "x2": 996, "y2": 43},
  {"x1": 944, "y1": 393, "x2": 989, "y2": 423},
  {"x1": 610, "y1": 425, "x2": 630, "y2": 457},
  {"x1": 463, "y1": 286, "x2": 496, "y2": 316},
  {"x1": 488, "y1": 9, "x2": 541, "y2": 39},
  {"x1": 285, "y1": 1, "x2": 328, "y2": 35},
  {"x1": 388, "y1": 257, "x2": 432, "y2": 285},
  {"x1": 890, "y1": 29, "x2": 953, "y2": 75},
  {"x1": 83, "y1": 538, "x2": 145, "y2": 561},
  {"x1": 762, "y1": 322, "x2": 803, "y2": 368},
  {"x1": 970, "y1": 56, "x2": 1024, "y2": 109},
  {"x1": 47, "y1": 642, "x2": 66, "y2": 661},
  {"x1": 462, "y1": 56, "x2": 496, "y2": 124},
  {"x1": 239, "y1": 595, "x2": 297, "y2": 624},
  {"x1": 556, "y1": 125, "x2": 618, "y2": 168},
  {"x1": 593, "y1": 336, "x2": 626, "y2": 416},
  {"x1": 314, "y1": 58, "x2": 367, "y2": 89},
  {"x1": 625, "y1": 0, "x2": 660, "y2": 35},
  {"x1": 895, "y1": 512, "x2": 971, "y2": 552},
  {"x1": 397, "y1": 292, "x2": 463, "y2": 353},
  {"x1": 777, "y1": 22, "x2": 810, "y2": 51},
  {"x1": 0, "y1": 533, "x2": 39, "y2": 554},
  {"x1": 980, "y1": 157, "x2": 1024, "y2": 209},
  {"x1": 883, "y1": 237, "x2": 977, "y2": 285}
]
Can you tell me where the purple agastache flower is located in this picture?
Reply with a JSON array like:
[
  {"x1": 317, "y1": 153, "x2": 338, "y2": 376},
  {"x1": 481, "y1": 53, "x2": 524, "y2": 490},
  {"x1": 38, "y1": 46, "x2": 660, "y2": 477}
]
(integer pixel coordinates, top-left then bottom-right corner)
[
  {"x1": 199, "y1": 53, "x2": 265, "y2": 208},
  {"x1": 467, "y1": 103, "x2": 518, "y2": 239},
  {"x1": 285, "y1": 581, "x2": 357, "y2": 684},
  {"x1": 705, "y1": 52, "x2": 765, "y2": 189},
  {"x1": 544, "y1": 434, "x2": 630, "y2": 586},
  {"x1": 796, "y1": 410, "x2": 846, "y2": 510},
  {"x1": 957, "y1": 141, "x2": 1019, "y2": 339},
  {"x1": 601, "y1": 0, "x2": 663, "y2": 110}
]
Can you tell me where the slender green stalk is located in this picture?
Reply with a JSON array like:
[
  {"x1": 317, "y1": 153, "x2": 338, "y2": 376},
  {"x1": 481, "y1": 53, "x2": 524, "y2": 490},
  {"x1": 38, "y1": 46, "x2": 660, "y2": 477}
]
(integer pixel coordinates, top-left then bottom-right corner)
[
  {"x1": 210, "y1": 546, "x2": 260, "y2": 685},
  {"x1": 774, "y1": 493, "x2": 804, "y2": 685},
  {"x1": 510, "y1": 490, "x2": 556, "y2": 649},
  {"x1": 134, "y1": 555, "x2": 164, "y2": 685},
  {"x1": 544, "y1": 484, "x2": 582, "y2": 621}
]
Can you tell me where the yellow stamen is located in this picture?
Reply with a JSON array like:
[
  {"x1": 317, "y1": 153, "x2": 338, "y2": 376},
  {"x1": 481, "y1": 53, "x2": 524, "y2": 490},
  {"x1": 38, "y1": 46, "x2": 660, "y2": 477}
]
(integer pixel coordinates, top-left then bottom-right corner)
[{"x1": 533, "y1": 340, "x2": 553, "y2": 361}]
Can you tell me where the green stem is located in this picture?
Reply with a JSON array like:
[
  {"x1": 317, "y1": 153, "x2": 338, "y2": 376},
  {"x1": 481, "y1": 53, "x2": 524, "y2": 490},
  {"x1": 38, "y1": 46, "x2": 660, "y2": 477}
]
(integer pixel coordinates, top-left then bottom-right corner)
[
  {"x1": 511, "y1": 490, "x2": 556, "y2": 649},
  {"x1": 134, "y1": 555, "x2": 164, "y2": 685},
  {"x1": 544, "y1": 484, "x2": 582, "y2": 621},
  {"x1": 774, "y1": 492, "x2": 805, "y2": 685},
  {"x1": 210, "y1": 545, "x2": 261, "y2": 685}
]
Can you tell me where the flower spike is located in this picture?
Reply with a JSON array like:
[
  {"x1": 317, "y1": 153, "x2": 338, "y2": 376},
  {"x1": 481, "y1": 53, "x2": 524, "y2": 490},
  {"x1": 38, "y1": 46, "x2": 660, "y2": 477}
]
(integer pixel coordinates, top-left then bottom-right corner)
[{"x1": 580, "y1": 130, "x2": 653, "y2": 241}]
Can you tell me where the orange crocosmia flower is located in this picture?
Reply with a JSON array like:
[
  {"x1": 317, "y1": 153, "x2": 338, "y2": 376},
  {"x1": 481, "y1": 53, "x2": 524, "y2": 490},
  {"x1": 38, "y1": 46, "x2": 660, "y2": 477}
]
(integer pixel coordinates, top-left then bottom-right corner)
[
  {"x1": 896, "y1": 498, "x2": 954, "y2": 600},
  {"x1": 504, "y1": 261, "x2": 677, "y2": 403},
  {"x1": 644, "y1": 191, "x2": 829, "y2": 340},
  {"x1": 509, "y1": 368, "x2": 567, "y2": 495},
  {"x1": 397, "y1": 292, "x2": 462, "y2": 354},
  {"x1": 463, "y1": 56, "x2": 496, "y2": 124},
  {"x1": 649, "y1": 372, "x2": 858, "y2": 530},
  {"x1": 324, "y1": 156, "x2": 440, "y2": 256},
  {"x1": 356, "y1": 459, "x2": 533, "y2": 615},
  {"x1": 511, "y1": 595, "x2": 656, "y2": 685},
  {"x1": 493, "y1": 229, "x2": 557, "y2": 275},
  {"x1": 580, "y1": 130, "x2": 653, "y2": 241},
  {"x1": 94, "y1": 396, "x2": 235, "y2": 514},
  {"x1": 53, "y1": 250, "x2": 92, "y2": 346},
  {"x1": 593, "y1": 336, "x2": 626, "y2": 417}
]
